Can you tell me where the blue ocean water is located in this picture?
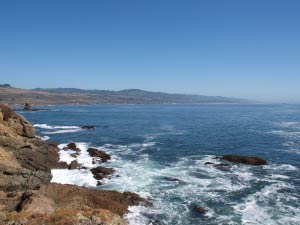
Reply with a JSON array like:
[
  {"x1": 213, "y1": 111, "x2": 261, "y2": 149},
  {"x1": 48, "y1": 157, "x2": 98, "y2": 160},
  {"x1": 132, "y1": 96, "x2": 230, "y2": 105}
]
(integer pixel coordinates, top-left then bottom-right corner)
[{"x1": 21, "y1": 104, "x2": 300, "y2": 225}]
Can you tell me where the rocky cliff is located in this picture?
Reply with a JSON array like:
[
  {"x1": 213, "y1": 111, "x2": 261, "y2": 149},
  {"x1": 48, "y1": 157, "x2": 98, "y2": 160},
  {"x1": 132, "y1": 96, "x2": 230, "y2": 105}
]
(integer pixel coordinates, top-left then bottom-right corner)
[{"x1": 0, "y1": 105, "x2": 143, "y2": 225}]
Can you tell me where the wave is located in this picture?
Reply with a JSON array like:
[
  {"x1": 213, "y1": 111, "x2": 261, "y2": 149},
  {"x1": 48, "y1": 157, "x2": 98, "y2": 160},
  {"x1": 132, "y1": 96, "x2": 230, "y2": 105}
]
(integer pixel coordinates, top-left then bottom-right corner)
[
  {"x1": 50, "y1": 140, "x2": 300, "y2": 225},
  {"x1": 275, "y1": 122, "x2": 300, "y2": 129},
  {"x1": 34, "y1": 124, "x2": 80, "y2": 129}
]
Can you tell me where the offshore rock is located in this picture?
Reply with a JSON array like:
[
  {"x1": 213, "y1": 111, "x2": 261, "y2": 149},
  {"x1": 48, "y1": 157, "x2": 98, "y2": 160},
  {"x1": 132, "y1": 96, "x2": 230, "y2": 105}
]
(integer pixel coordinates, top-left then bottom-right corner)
[
  {"x1": 88, "y1": 148, "x2": 111, "y2": 162},
  {"x1": 222, "y1": 155, "x2": 267, "y2": 165}
]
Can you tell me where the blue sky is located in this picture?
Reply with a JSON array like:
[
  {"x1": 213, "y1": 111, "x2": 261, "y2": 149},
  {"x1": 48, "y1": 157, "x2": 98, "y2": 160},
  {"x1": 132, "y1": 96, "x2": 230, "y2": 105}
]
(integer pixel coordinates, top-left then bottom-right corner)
[{"x1": 1, "y1": 0, "x2": 299, "y2": 102}]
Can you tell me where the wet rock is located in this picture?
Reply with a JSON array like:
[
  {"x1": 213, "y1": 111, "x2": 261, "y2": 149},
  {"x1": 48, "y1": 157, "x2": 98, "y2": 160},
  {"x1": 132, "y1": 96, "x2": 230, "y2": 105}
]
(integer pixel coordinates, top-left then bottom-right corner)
[
  {"x1": 222, "y1": 155, "x2": 267, "y2": 165},
  {"x1": 56, "y1": 161, "x2": 69, "y2": 169},
  {"x1": 69, "y1": 160, "x2": 81, "y2": 169},
  {"x1": 205, "y1": 162, "x2": 215, "y2": 165},
  {"x1": 23, "y1": 103, "x2": 32, "y2": 111},
  {"x1": 81, "y1": 125, "x2": 96, "y2": 130},
  {"x1": 47, "y1": 141, "x2": 59, "y2": 147},
  {"x1": 87, "y1": 148, "x2": 111, "y2": 162},
  {"x1": 63, "y1": 142, "x2": 81, "y2": 152},
  {"x1": 195, "y1": 206, "x2": 207, "y2": 214},
  {"x1": 90, "y1": 166, "x2": 114, "y2": 180},
  {"x1": 213, "y1": 163, "x2": 230, "y2": 168},
  {"x1": 163, "y1": 177, "x2": 185, "y2": 183}
]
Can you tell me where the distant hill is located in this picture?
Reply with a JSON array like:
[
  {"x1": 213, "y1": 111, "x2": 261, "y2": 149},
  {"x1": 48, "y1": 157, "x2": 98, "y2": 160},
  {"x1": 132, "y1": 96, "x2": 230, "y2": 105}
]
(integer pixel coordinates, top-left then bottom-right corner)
[{"x1": 0, "y1": 86, "x2": 252, "y2": 105}]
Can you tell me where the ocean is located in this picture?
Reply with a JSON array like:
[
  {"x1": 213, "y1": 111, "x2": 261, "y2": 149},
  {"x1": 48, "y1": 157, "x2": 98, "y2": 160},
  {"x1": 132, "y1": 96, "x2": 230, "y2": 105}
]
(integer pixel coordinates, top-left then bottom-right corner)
[{"x1": 20, "y1": 104, "x2": 300, "y2": 225}]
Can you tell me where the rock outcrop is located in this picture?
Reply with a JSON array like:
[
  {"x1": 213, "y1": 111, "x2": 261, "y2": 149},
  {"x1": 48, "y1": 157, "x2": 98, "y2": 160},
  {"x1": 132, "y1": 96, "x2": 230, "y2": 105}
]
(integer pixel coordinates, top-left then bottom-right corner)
[
  {"x1": 222, "y1": 155, "x2": 267, "y2": 165},
  {"x1": 88, "y1": 147, "x2": 111, "y2": 162},
  {"x1": 0, "y1": 105, "x2": 144, "y2": 225}
]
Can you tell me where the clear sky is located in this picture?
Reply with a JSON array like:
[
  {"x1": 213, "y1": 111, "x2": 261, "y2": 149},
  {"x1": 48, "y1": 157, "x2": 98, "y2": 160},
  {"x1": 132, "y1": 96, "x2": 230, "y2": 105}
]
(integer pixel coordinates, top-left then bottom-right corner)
[{"x1": 1, "y1": 0, "x2": 299, "y2": 102}]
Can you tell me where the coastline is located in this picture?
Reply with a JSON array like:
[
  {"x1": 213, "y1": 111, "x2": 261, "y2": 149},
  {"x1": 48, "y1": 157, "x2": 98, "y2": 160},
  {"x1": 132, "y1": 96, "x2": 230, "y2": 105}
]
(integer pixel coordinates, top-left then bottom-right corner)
[{"x1": 0, "y1": 104, "x2": 145, "y2": 225}]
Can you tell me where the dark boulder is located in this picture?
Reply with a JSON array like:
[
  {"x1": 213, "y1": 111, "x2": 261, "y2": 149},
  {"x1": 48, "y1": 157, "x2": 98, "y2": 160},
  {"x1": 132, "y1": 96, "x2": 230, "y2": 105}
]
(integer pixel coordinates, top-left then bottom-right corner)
[
  {"x1": 163, "y1": 177, "x2": 185, "y2": 183},
  {"x1": 69, "y1": 160, "x2": 81, "y2": 170},
  {"x1": 222, "y1": 155, "x2": 267, "y2": 165},
  {"x1": 56, "y1": 161, "x2": 69, "y2": 169},
  {"x1": 195, "y1": 206, "x2": 207, "y2": 215},
  {"x1": 87, "y1": 148, "x2": 111, "y2": 162},
  {"x1": 23, "y1": 103, "x2": 32, "y2": 111},
  {"x1": 90, "y1": 166, "x2": 114, "y2": 180},
  {"x1": 81, "y1": 125, "x2": 95, "y2": 130},
  {"x1": 63, "y1": 143, "x2": 80, "y2": 152}
]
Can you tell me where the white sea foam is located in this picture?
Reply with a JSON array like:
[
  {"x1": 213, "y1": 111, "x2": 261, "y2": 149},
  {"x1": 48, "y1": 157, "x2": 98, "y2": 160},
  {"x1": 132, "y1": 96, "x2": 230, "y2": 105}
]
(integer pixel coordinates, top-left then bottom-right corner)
[
  {"x1": 34, "y1": 124, "x2": 82, "y2": 134},
  {"x1": 275, "y1": 121, "x2": 300, "y2": 129},
  {"x1": 51, "y1": 142, "x2": 98, "y2": 187},
  {"x1": 34, "y1": 124, "x2": 80, "y2": 129},
  {"x1": 35, "y1": 135, "x2": 50, "y2": 141},
  {"x1": 51, "y1": 140, "x2": 300, "y2": 225},
  {"x1": 43, "y1": 129, "x2": 82, "y2": 134}
]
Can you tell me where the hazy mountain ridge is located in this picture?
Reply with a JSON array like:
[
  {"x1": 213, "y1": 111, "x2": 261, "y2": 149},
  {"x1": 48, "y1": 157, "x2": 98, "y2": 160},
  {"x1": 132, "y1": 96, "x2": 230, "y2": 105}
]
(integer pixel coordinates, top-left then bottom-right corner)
[
  {"x1": 0, "y1": 86, "x2": 251, "y2": 105},
  {"x1": 32, "y1": 88, "x2": 249, "y2": 103}
]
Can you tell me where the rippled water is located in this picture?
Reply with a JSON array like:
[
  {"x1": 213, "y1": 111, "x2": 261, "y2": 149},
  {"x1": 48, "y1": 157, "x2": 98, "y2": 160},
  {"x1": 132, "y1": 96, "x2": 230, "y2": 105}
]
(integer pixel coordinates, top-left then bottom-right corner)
[{"x1": 21, "y1": 104, "x2": 300, "y2": 225}]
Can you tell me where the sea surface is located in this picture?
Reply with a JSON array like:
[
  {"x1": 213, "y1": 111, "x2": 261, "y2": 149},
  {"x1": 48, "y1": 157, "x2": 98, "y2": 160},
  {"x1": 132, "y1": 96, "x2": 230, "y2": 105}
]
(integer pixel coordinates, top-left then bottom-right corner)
[{"x1": 20, "y1": 104, "x2": 300, "y2": 225}]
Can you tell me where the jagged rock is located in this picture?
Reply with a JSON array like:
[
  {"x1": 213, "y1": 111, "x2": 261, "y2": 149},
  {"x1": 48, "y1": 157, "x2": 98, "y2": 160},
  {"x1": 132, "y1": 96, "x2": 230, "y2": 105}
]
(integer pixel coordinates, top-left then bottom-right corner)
[
  {"x1": 0, "y1": 104, "x2": 15, "y2": 121},
  {"x1": 69, "y1": 160, "x2": 81, "y2": 169},
  {"x1": 56, "y1": 161, "x2": 69, "y2": 169},
  {"x1": 195, "y1": 206, "x2": 207, "y2": 214},
  {"x1": 90, "y1": 166, "x2": 114, "y2": 180},
  {"x1": 81, "y1": 126, "x2": 96, "y2": 130},
  {"x1": 64, "y1": 142, "x2": 81, "y2": 152},
  {"x1": 47, "y1": 141, "x2": 59, "y2": 147},
  {"x1": 24, "y1": 103, "x2": 32, "y2": 111},
  {"x1": 163, "y1": 177, "x2": 185, "y2": 183},
  {"x1": 0, "y1": 111, "x2": 3, "y2": 122},
  {"x1": 87, "y1": 148, "x2": 111, "y2": 162},
  {"x1": 205, "y1": 162, "x2": 214, "y2": 165},
  {"x1": 21, "y1": 183, "x2": 144, "y2": 216},
  {"x1": 222, "y1": 155, "x2": 267, "y2": 165}
]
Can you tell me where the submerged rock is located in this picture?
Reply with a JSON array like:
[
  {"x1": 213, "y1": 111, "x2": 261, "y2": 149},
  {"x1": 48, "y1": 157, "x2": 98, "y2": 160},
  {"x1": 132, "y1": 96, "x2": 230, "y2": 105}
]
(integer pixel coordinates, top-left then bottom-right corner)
[
  {"x1": 163, "y1": 177, "x2": 186, "y2": 183},
  {"x1": 195, "y1": 206, "x2": 207, "y2": 215},
  {"x1": 87, "y1": 148, "x2": 111, "y2": 162},
  {"x1": 81, "y1": 125, "x2": 96, "y2": 130},
  {"x1": 222, "y1": 155, "x2": 267, "y2": 165}
]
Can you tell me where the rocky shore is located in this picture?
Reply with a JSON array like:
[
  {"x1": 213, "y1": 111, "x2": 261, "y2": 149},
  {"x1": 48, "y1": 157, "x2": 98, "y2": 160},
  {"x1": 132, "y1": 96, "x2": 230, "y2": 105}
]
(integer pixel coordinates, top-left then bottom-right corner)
[{"x1": 0, "y1": 105, "x2": 144, "y2": 225}]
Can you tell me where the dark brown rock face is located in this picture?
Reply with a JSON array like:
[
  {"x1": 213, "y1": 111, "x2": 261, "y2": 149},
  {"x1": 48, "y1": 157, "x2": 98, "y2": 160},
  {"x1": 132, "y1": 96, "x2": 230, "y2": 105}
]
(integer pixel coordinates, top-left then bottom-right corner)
[
  {"x1": 222, "y1": 155, "x2": 267, "y2": 165},
  {"x1": 87, "y1": 148, "x2": 111, "y2": 162},
  {"x1": 24, "y1": 103, "x2": 32, "y2": 111},
  {"x1": 21, "y1": 183, "x2": 144, "y2": 216},
  {"x1": 69, "y1": 160, "x2": 81, "y2": 169},
  {"x1": 90, "y1": 166, "x2": 114, "y2": 180}
]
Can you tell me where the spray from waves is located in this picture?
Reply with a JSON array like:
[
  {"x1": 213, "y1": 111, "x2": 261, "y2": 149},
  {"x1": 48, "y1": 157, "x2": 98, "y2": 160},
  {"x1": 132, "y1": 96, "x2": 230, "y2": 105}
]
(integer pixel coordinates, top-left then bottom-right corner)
[
  {"x1": 34, "y1": 124, "x2": 82, "y2": 134},
  {"x1": 49, "y1": 140, "x2": 300, "y2": 225},
  {"x1": 34, "y1": 124, "x2": 80, "y2": 129},
  {"x1": 275, "y1": 122, "x2": 300, "y2": 129},
  {"x1": 51, "y1": 142, "x2": 98, "y2": 187},
  {"x1": 99, "y1": 143, "x2": 300, "y2": 225}
]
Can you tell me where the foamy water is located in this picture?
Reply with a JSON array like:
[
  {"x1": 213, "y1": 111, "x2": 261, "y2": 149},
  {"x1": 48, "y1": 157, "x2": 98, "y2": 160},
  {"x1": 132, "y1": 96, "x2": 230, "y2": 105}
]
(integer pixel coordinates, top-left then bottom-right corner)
[{"x1": 24, "y1": 104, "x2": 300, "y2": 225}]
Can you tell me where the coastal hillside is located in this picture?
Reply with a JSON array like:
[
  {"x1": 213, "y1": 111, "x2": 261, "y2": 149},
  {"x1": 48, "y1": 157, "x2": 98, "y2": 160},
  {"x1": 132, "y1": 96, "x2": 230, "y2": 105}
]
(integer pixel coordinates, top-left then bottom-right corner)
[
  {"x1": 0, "y1": 85, "x2": 250, "y2": 105},
  {"x1": 0, "y1": 104, "x2": 144, "y2": 225}
]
